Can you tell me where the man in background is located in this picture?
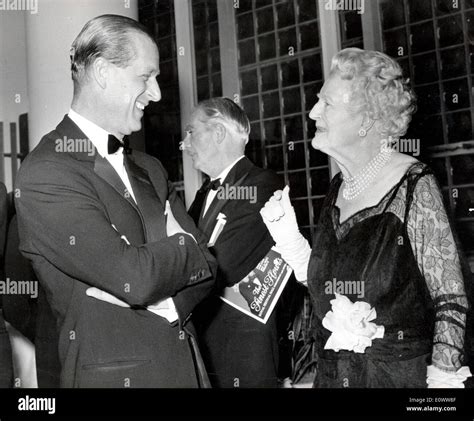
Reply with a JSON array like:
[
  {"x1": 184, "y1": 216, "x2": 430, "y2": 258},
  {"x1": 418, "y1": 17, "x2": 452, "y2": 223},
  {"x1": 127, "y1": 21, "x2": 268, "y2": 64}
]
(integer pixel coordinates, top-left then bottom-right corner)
[
  {"x1": 15, "y1": 14, "x2": 215, "y2": 388},
  {"x1": 184, "y1": 98, "x2": 284, "y2": 387}
]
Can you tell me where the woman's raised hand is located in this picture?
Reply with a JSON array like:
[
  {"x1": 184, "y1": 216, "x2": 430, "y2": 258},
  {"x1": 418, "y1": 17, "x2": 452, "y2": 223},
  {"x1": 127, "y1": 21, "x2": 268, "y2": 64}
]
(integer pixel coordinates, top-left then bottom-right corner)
[
  {"x1": 260, "y1": 186, "x2": 299, "y2": 242},
  {"x1": 260, "y1": 185, "x2": 312, "y2": 283}
]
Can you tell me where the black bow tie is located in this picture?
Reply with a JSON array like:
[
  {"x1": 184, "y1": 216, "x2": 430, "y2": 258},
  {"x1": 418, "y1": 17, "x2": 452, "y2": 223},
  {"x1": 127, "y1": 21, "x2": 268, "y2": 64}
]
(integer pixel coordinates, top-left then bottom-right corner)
[
  {"x1": 188, "y1": 177, "x2": 222, "y2": 225},
  {"x1": 108, "y1": 135, "x2": 131, "y2": 155},
  {"x1": 200, "y1": 178, "x2": 221, "y2": 193}
]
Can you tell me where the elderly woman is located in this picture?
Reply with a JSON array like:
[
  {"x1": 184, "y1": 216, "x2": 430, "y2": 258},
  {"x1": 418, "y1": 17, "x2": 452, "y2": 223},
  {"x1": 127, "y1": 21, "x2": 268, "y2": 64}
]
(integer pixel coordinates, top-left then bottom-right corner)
[{"x1": 261, "y1": 48, "x2": 471, "y2": 388}]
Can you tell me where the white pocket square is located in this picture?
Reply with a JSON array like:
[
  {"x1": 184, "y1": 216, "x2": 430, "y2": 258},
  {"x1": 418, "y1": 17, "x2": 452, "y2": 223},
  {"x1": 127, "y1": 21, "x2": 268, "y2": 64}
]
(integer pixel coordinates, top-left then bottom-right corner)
[{"x1": 207, "y1": 213, "x2": 227, "y2": 247}]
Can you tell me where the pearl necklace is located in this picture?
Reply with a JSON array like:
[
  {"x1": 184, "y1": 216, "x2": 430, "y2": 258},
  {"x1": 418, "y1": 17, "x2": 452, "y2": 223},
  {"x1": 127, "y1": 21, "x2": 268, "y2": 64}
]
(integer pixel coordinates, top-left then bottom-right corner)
[{"x1": 342, "y1": 147, "x2": 393, "y2": 201}]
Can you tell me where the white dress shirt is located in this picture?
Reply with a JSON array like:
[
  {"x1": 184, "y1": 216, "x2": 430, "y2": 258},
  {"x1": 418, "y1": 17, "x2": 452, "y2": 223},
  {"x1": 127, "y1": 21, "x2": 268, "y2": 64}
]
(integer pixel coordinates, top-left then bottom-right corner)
[
  {"x1": 68, "y1": 109, "x2": 137, "y2": 203},
  {"x1": 203, "y1": 155, "x2": 245, "y2": 216},
  {"x1": 68, "y1": 109, "x2": 178, "y2": 323}
]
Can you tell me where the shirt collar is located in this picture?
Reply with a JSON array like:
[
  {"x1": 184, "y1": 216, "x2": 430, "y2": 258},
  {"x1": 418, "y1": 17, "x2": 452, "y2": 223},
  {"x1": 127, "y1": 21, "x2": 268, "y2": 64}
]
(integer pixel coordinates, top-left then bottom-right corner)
[
  {"x1": 212, "y1": 156, "x2": 245, "y2": 183},
  {"x1": 68, "y1": 109, "x2": 112, "y2": 158}
]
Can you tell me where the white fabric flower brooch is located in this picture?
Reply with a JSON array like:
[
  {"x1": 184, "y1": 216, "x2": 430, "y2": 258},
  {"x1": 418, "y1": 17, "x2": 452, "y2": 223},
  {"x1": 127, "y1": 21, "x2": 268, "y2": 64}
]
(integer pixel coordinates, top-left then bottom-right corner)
[{"x1": 322, "y1": 293, "x2": 384, "y2": 353}]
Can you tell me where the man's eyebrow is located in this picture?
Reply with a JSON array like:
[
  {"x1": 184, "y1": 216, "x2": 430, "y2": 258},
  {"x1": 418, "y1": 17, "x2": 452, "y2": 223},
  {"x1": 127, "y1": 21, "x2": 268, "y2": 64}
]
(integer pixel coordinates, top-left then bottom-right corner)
[{"x1": 184, "y1": 124, "x2": 192, "y2": 131}]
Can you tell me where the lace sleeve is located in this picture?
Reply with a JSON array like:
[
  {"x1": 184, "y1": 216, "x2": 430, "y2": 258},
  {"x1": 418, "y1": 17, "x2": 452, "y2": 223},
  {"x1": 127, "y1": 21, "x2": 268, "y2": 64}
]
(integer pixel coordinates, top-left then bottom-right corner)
[{"x1": 406, "y1": 174, "x2": 469, "y2": 372}]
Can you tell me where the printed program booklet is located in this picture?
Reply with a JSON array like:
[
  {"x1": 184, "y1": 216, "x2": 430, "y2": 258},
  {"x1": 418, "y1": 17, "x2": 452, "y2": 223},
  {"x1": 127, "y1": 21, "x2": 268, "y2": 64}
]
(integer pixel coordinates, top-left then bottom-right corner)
[{"x1": 220, "y1": 247, "x2": 293, "y2": 324}]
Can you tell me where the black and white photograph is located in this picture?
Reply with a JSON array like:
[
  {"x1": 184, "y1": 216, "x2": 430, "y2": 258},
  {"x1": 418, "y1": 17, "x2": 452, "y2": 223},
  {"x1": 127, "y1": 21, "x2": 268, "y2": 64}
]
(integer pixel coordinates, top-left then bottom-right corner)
[{"x1": 0, "y1": 0, "x2": 473, "y2": 419}]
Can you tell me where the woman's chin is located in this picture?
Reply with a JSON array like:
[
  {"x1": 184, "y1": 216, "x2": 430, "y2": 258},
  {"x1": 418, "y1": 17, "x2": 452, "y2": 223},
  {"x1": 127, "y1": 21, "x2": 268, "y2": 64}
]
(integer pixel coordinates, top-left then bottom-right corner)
[{"x1": 311, "y1": 135, "x2": 326, "y2": 152}]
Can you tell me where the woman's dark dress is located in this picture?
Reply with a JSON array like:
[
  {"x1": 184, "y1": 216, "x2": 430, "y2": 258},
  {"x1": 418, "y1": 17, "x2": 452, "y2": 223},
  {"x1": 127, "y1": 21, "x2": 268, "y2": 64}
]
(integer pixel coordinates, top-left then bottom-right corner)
[{"x1": 307, "y1": 163, "x2": 468, "y2": 388}]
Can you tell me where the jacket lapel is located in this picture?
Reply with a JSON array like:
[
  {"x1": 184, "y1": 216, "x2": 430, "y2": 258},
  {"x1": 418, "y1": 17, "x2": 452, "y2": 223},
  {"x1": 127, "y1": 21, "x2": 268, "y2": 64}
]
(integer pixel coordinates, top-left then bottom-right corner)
[
  {"x1": 200, "y1": 157, "x2": 253, "y2": 236},
  {"x1": 55, "y1": 115, "x2": 146, "y2": 232},
  {"x1": 124, "y1": 155, "x2": 166, "y2": 242},
  {"x1": 93, "y1": 155, "x2": 140, "y2": 212}
]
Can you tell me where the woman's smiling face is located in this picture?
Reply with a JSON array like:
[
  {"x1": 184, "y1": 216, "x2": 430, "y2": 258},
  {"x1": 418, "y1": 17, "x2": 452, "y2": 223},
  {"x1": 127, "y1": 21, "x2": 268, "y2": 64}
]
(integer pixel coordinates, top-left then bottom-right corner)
[{"x1": 309, "y1": 75, "x2": 364, "y2": 156}]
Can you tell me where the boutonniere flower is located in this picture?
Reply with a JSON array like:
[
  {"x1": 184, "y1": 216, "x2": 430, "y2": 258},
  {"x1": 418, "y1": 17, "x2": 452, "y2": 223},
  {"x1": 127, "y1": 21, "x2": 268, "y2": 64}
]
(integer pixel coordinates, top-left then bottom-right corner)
[{"x1": 322, "y1": 293, "x2": 384, "y2": 353}]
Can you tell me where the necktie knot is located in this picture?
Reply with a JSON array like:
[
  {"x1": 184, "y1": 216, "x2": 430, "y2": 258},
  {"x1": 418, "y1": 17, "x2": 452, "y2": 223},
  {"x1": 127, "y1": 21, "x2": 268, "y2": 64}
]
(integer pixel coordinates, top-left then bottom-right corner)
[
  {"x1": 189, "y1": 178, "x2": 221, "y2": 224},
  {"x1": 108, "y1": 135, "x2": 131, "y2": 155},
  {"x1": 200, "y1": 178, "x2": 221, "y2": 193}
]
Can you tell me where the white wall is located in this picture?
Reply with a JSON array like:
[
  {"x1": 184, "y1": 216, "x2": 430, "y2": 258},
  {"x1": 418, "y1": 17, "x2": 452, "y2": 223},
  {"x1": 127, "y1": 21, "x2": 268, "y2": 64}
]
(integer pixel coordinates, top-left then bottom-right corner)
[
  {"x1": 25, "y1": 0, "x2": 138, "y2": 151},
  {"x1": 0, "y1": 0, "x2": 140, "y2": 190}
]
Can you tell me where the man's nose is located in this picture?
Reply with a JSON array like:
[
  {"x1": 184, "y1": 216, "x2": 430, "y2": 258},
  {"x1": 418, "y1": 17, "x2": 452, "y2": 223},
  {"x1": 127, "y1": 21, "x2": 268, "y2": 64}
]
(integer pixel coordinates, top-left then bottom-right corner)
[
  {"x1": 147, "y1": 77, "x2": 161, "y2": 102},
  {"x1": 182, "y1": 133, "x2": 191, "y2": 151}
]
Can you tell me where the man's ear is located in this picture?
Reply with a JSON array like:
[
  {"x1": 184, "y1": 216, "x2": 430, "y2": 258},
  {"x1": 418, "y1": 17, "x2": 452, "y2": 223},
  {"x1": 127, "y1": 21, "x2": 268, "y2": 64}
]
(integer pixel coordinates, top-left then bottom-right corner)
[
  {"x1": 91, "y1": 57, "x2": 108, "y2": 89},
  {"x1": 213, "y1": 122, "x2": 226, "y2": 144}
]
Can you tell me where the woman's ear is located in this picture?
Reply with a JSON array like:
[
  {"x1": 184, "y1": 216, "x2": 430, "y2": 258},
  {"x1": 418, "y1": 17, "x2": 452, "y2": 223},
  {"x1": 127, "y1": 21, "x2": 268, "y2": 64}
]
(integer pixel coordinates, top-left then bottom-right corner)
[
  {"x1": 357, "y1": 113, "x2": 376, "y2": 138},
  {"x1": 360, "y1": 114, "x2": 375, "y2": 132},
  {"x1": 361, "y1": 113, "x2": 375, "y2": 130}
]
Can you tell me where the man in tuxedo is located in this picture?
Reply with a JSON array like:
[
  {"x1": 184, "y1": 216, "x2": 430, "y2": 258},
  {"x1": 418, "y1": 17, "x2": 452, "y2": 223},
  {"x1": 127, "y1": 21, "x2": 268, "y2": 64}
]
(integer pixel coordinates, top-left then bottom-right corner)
[
  {"x1": 15, "y1": 14, "x2": 216, "y2": 388},
  {"x1": 184, "y1": 98, "x2": 284, "y2": 387}
]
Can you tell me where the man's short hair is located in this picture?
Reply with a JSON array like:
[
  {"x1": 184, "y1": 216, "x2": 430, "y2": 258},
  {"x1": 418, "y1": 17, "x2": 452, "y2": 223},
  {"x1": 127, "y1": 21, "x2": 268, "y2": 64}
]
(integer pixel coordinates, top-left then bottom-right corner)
[
  {"x1": 70, "y1": 14, "x2": 155, "y2": 89},
  {"x1": 197, "y1": 97, "x2": 251, "y2": 140}
]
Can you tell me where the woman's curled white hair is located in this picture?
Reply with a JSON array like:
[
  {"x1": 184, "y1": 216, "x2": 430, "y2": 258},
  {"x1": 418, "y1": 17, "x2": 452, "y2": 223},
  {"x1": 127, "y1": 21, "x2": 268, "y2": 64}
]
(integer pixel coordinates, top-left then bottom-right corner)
[{"x1": 330, "y1": 48, "x2": 417, "y2": 140}]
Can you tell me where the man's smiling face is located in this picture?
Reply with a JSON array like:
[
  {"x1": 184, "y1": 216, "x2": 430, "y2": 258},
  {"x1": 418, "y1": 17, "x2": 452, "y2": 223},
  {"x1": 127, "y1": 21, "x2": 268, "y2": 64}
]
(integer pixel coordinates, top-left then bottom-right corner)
[{"x1": 105, "y1": 32, "x2": 161, "y2": 137}]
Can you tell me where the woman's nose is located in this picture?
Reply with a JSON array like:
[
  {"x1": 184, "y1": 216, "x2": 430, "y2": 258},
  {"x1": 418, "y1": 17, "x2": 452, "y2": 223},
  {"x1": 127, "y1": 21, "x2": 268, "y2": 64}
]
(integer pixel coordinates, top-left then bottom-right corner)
[{"x1": 309, "y1": 101, "x2": 321, "y2": 121}]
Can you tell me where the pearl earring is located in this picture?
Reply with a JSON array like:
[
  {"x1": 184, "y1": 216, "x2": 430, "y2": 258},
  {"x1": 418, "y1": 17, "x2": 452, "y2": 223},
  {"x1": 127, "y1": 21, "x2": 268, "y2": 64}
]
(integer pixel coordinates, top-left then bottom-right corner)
[{"x1": 358, "y1": 128, "x2": 367, "y2": 137}]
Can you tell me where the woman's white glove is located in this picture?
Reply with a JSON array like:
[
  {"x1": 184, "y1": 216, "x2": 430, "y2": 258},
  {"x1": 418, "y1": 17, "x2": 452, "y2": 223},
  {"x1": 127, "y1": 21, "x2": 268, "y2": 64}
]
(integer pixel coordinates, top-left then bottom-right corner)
[
  {"x1": 426, "y1": 365, "x2": 472, "y2": 388},
  {"x1": 260, "y1": 186, "x2": 311, "y2": 284}
]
